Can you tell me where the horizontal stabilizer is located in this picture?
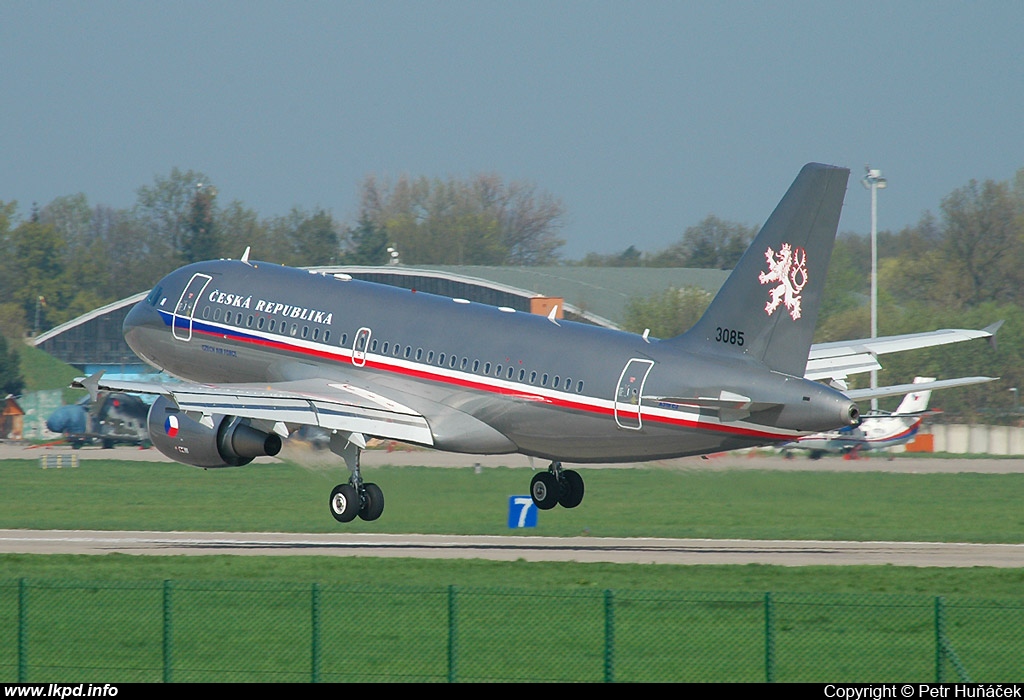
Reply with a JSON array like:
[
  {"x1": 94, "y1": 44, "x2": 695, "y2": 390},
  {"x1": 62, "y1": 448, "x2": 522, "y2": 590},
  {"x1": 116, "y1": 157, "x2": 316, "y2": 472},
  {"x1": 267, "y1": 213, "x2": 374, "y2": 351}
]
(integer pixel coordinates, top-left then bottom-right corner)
[
  {"x1": 843, "y1": 376, "x2": 997, "y2": 403},
  {"x1": 806, "y1": 324, "x2": 1002, "y2": 381}
]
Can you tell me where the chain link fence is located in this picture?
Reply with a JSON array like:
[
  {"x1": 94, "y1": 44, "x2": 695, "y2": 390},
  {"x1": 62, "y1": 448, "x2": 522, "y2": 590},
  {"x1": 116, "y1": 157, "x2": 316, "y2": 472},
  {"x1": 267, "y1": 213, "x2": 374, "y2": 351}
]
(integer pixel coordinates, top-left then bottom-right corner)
[{"x1": 1, "y1": 579, "x2": 1021, "y2": 682}]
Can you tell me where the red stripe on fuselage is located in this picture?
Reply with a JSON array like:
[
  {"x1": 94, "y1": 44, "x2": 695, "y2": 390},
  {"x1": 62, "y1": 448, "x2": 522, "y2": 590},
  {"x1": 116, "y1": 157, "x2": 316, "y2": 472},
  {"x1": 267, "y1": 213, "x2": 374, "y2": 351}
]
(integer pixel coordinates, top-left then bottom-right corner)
[{"x1": 180, "y1": 319, "x2": 795, "y2": 443}]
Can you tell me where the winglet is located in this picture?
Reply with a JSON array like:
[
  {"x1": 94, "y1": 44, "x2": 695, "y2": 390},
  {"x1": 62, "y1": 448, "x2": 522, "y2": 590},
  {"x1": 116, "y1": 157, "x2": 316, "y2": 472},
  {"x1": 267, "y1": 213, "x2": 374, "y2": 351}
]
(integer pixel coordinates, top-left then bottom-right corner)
[
  {"x1": 984, "y1": 320, "x2": 1004, "y2": 350},
  {"x1": 74, "y1": 371, "x2": 105, "y2": 403}
]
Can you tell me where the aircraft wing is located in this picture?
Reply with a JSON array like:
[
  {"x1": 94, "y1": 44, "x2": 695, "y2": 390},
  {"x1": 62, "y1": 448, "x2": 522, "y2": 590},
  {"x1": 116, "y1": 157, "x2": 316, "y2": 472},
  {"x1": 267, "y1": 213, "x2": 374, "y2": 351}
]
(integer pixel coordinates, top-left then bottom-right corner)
[
  {"x1": 842, "y1": 375, "x2": 998, "y2": 403},
  {"x1": 72, "y1": 374, "x2": 434, "y2": 446},
  {"x1": 805, "y1": 322, "x2": 1002, "y2": 381}
]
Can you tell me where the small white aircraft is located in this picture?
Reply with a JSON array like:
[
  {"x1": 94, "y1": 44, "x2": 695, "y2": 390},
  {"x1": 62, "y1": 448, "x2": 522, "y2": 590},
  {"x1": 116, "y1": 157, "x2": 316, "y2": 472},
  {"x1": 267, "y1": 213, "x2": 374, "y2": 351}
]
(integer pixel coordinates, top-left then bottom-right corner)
[{"x1": 782, "y1": 376, "x2": 996, "y2": 459}]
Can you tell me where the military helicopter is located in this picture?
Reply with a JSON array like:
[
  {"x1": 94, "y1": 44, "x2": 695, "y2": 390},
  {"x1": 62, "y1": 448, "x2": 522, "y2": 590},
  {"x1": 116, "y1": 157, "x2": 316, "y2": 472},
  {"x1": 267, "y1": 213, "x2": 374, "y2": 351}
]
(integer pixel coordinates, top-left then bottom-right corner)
[{"x1": 46, "y1": 391, "x2": 151, "y2": 449}]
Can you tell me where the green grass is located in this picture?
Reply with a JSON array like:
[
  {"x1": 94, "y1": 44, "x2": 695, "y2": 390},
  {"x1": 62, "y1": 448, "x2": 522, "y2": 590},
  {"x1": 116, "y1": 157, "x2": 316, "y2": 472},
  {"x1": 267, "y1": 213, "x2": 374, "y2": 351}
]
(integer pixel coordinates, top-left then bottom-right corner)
[
  {"x1": 3, "y1": 458, "x2": 1024, "y2": 541},
  {"x1": 3, "y1": 456, "x2": 1024, "y2": 682},
  {"x1": 2, "y1": 457, "x2": 1024, "y2": 598},
  {"x1": 7, "y1": 579, "x2": 1015, "y2": 682},
  {"x1": 13, "y1": 339, "x2": 86, "y2": 402},
  {"x1": 4, "y1": 553, "x2": 1024, "y2": 597}
]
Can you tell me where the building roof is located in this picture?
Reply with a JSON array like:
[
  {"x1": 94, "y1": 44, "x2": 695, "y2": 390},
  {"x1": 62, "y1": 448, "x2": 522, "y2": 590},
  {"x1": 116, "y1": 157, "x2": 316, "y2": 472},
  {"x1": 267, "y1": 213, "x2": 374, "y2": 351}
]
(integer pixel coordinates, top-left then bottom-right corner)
[
  {"x1": 2, "y1": 396, "x2": 24, "y2": 417},
  {"x1": 413, "y1": 265, "x2": 729, "y2": 327}
]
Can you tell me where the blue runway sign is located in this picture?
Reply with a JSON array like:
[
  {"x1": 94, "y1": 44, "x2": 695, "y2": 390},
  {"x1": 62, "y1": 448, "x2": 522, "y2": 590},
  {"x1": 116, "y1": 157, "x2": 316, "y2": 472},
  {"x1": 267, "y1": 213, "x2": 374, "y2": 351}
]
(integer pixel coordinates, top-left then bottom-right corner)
[{"x1": 508, "y1": 496, "x2": 537, "y2": 528}]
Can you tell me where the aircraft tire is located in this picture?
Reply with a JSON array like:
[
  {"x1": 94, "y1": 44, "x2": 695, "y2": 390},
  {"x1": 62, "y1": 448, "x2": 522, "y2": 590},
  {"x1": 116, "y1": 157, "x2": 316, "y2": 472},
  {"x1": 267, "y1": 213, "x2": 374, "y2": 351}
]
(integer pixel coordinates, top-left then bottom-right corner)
[
  {"x1": 329, "y1": 484, "x2": 361, "y2": 523},
  {"x1": 530, "y1": 472, "x2": 560, "y2": 510},
  {"x1": 359, "y1": 483, "x2": 385, "y2": 521},
  {"x1": 558, "y1": 469, "x2": 585, "y2": 509}
]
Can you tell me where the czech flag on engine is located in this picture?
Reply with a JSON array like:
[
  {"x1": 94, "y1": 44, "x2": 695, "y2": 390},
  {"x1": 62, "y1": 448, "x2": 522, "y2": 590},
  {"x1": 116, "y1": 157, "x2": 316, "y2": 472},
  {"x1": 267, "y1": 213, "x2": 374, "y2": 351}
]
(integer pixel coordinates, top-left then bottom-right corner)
[{"x1": 165, "y1": 414, "x2": 179, "y2": 438}]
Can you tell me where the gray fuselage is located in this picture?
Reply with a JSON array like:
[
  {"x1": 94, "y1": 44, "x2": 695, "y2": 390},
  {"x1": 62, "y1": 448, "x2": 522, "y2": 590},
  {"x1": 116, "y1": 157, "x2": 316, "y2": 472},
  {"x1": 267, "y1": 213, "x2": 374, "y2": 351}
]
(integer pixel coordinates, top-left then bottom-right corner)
[{"x1": 123, "y1": 259, "x2": 857, "y2": 463}]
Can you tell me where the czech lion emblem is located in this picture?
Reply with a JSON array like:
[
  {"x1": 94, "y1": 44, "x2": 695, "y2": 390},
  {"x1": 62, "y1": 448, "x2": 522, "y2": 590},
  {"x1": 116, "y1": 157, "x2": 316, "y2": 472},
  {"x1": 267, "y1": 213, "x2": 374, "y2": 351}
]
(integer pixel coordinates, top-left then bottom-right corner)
[{"x1": 758, "y1": 243, "x2": 808, "y2": 320}]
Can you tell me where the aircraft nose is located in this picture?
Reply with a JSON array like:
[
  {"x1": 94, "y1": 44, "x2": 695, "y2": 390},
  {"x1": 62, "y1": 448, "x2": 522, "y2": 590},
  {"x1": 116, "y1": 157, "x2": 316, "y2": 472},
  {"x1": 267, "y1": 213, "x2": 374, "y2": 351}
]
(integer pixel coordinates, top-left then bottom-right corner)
[
  {"x1": 122, "y1": 298, "x2": 164, "y2": 353},
  {"x1": 123, "y1": 299, "x2": 152, "y2": 335}
]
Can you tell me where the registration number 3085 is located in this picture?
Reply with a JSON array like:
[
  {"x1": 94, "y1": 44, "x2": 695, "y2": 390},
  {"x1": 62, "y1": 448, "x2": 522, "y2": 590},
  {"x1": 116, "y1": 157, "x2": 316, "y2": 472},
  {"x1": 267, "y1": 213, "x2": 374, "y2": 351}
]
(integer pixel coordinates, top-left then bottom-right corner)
[{"x1": 715, "y1": 327, "x2": 744, "y2": 346}]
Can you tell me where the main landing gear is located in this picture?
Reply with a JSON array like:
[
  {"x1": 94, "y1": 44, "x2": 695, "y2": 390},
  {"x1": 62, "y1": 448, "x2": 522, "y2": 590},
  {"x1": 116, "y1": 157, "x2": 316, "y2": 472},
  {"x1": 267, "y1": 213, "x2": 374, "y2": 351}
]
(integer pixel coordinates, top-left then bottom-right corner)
[
  {"x1": 328, "y1": 432, "x2": 385, "y2": 523},
  {"x1": 530, "y1": 461, "x2": 585, "y2": 510}
]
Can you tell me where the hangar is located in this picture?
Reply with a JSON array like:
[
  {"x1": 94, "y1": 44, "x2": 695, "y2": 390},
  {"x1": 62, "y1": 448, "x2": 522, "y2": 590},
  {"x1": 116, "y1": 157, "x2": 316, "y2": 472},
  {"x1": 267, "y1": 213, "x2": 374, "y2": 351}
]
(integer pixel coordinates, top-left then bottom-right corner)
[{"x1": 31, "y1": 265, "x2": 728, "y2": 375}]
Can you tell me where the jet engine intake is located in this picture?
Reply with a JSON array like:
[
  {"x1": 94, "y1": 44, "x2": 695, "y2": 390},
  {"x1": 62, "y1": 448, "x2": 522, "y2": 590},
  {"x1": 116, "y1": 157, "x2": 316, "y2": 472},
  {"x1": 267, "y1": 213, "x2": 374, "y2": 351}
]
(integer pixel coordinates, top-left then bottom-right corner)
[{"x1": 147, "y1": 395, "x2": 282, "y2": 468}]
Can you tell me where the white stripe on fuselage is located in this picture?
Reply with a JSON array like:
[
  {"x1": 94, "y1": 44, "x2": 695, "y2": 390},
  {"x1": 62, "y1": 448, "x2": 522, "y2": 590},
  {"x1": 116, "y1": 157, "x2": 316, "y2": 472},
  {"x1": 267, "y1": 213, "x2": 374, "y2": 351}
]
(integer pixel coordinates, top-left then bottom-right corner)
[{"x1": 157, "y1": 308, "x2": 803, "y2": 442}]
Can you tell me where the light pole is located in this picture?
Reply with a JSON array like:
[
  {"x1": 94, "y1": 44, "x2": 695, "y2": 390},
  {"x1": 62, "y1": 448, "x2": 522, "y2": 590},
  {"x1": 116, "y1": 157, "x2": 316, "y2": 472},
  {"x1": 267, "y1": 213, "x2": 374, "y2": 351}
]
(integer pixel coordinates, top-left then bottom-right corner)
[{"x1": 861, "y1": 166, "x2": 887, "y2": 410}]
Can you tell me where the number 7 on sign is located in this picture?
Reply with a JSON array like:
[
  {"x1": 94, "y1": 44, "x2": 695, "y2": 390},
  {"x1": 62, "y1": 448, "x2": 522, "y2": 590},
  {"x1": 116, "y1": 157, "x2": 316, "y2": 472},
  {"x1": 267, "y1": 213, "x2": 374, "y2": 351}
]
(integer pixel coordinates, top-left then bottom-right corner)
[{"x1": 508, "y1": 496, "x2": 538, "y2": 528}]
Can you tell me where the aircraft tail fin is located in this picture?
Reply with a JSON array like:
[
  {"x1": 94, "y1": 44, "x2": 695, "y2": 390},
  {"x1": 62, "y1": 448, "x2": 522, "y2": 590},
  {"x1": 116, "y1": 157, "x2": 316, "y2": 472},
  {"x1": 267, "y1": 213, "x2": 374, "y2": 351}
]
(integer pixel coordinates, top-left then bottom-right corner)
[
  {"x1": 667, "y1": 163, "x2": 850, "y2": 377},
  {"x1": 893, "y1": 377, "x2": 936, "y2": 415}
]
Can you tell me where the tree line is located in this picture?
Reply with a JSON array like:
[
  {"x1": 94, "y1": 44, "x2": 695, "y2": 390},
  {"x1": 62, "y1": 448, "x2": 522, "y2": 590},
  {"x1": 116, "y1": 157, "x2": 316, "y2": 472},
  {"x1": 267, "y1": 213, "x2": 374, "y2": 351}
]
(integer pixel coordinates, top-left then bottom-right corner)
[
  {"x1": 0, "y1": 169, "x2": 567, "y2": 338},
  {"x1": 2, "y1": 165, "x2": 1023, "y2": 417}
]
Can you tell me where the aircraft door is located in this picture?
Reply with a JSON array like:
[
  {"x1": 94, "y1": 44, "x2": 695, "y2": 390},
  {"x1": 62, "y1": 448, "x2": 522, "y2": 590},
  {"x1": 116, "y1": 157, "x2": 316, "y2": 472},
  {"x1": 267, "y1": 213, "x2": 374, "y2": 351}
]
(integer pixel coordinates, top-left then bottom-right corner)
[
  {"x1": 172, "y1": 273, "x2": 212, "y2": 341},
  {"x1": 352, "y1": 327, "x2": 372, "y2": 366},
  {"x1": 614, "y1": 358, "x2": 654, "y2": 430}
]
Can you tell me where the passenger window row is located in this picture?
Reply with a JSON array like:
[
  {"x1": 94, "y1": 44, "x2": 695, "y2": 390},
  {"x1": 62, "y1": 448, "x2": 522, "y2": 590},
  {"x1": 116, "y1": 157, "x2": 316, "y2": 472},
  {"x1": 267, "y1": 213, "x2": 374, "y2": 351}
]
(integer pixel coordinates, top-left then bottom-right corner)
[
  {"x1": 343, "y1": 333, "x2": 585, "y2": 393},
  {"x1": 201, "y1": 305, "x2": 333, "y2": 343},
  {"x1": 199, "y1": 304, "x2": 583, "y2": 393}
]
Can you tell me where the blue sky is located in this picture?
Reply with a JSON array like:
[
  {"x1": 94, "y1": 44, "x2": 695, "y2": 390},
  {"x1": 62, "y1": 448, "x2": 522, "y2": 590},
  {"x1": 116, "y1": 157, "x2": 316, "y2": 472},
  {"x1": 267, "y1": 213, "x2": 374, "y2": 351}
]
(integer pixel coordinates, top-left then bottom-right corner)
[{"x1": 2, "y1": 1, "x2": 1022, "y2": 259}]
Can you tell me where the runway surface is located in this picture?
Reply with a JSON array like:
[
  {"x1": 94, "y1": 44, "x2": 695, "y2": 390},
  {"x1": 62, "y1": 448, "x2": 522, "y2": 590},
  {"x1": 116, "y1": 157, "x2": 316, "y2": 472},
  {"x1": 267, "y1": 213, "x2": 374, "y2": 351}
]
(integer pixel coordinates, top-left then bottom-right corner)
[
  {"x1": 2, "y1": 530, "x2": 1023, "y2": 567},
  {"x1": 5, "y1": 442, "x2": 1024, "y2": 566}
]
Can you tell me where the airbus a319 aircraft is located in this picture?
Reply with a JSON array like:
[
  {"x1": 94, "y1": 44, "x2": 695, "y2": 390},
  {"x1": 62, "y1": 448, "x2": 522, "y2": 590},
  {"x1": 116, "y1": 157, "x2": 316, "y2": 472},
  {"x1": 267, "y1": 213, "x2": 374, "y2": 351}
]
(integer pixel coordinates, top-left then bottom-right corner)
[{"x1": 75, "y1": 163, "x2": 997, "y2": 523}]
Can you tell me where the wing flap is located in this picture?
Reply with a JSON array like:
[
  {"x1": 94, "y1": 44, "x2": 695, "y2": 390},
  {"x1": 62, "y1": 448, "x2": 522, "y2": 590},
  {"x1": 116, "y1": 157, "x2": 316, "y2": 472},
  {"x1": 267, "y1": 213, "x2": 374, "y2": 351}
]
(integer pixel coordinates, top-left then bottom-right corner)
[{"x1": 73, "y1": 374, "x2": 434, "y2": 446}]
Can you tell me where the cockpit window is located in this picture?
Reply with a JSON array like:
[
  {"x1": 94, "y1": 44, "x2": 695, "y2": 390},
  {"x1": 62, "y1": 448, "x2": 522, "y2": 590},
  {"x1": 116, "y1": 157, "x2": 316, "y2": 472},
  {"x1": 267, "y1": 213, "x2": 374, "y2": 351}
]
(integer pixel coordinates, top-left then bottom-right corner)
[{"x1": 145, "y1": 286, "x2": 162, "y2": 306}]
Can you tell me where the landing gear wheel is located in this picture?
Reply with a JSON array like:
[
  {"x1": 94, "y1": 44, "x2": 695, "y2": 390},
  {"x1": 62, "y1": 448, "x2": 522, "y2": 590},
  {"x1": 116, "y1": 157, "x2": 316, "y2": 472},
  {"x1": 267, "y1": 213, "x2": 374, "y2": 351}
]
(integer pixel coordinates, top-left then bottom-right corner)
[
  {"x1": 530, "y1": 471, "x2": 560, "y2": 510},
  {"x1": 558, "y1": 469, "x2": 585, "y2": 508},
  {"x1": 329, "y1": 483, "x2": 360, "y2": 523},
  {"x1": 359, "y1": 482, "x2": 385, "y2": 521}
]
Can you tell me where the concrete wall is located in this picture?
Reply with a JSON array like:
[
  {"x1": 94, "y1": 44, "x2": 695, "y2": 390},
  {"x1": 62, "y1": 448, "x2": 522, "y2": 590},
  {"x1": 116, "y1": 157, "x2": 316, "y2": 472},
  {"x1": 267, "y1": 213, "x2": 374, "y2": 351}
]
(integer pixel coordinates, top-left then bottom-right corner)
[{"x1": 929, "y1": 424, "x2": 1024, "y2": 455}]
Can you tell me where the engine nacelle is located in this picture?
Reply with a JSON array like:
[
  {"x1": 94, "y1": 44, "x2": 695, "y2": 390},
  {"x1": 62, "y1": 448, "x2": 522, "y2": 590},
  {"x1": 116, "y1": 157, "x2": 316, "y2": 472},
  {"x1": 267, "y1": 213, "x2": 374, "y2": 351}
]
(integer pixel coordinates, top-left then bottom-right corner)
[{"x1": 147, "y1": 395, "x2": 282, "y2": 468}]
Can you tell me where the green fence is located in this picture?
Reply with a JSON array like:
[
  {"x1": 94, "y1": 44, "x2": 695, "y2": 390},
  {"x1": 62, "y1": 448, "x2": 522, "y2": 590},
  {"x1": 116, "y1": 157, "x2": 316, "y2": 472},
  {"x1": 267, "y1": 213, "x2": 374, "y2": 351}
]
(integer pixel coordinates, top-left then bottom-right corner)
[{"x1": 1, "y1": 579, "x2": 1021, "y2": 682}]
